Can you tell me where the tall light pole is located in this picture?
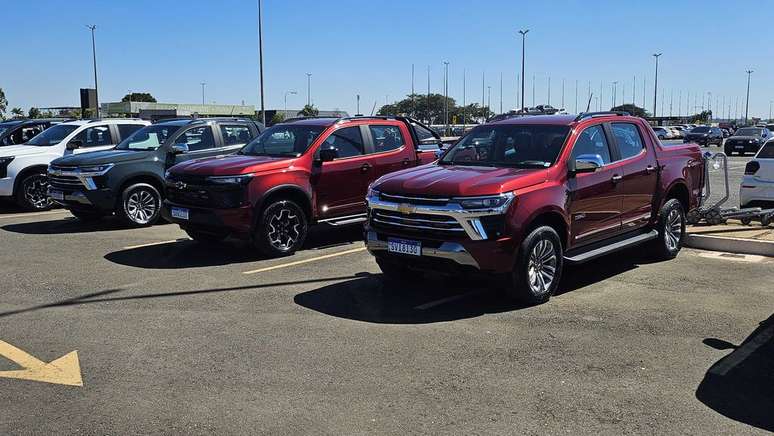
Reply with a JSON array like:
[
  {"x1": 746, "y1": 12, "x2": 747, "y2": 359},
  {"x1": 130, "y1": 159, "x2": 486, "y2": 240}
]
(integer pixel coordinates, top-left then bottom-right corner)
[
  {"x1": 518, "y1": 29, "x2": 529, "y2": 111},
  {"x1": 707, "y1": 92, "x2": 712, "y2": 121},
  {"x1": 547, "y1": 76, "x2": 551, "y2": 106},
  {"x1": 561, "y1": 78, "x2": 565, "y2": 109},
  {"x1": 86, "y1": 25, "x2": 99, "y2": 117},
  {"x1": 499, "y1": 72, "x2": 503, "y2": 114},
  {"x1": 200, "y1": 82, "x2": 206, "y2": 105},
  {"x1": 574, "y1": 79, "x2": 578, "y2": 113},
  {"x1": 427, "y1": 66, "x2": 430, "y2": 124},
  {"x1": 257, "y1": 0, "x2": 266, "y2": 125},
  {"x1": 356, "y1": 94, "x2": 360, "y2": 115},
  {"x1": 487, "y1": 86, "x2": 492, "y2": 115},
  {"x1": 769, "y1": 100, "x2": 772, "y2": 121},
  {"x1": 305, "y1": 73, "x2": 312, "y2": 107},
  {"x1": 744, "y1": 69, "x2": 753, "y2": 124},
  {"x1": 411, "y1": 64, "x2": 415, "y2": 118},
  {"x1": 284, "y1": 90, "x2": 297, "y2": 115},
  {"x1": 462, "y1": 68, "x2": 466, "y2": 126},
  {"x1": 612, "y1": 81, "x2": 618, "y2": 108},
  {"x1": 653, "y1": 53, "x2": 662, "y2": 117},
  {"x1": 443, "y1": 61, "x2": 449, "y2": 134}
]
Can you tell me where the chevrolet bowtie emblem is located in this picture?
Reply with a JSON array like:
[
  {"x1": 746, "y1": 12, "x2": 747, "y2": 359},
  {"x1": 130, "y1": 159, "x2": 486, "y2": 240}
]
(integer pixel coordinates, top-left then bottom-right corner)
[
  {"x1": 397, "y1": 203, "x2": 415, "y2": 215},
  {"x1": 174, "y1": 181, "x2": 187, "y2": 189}
]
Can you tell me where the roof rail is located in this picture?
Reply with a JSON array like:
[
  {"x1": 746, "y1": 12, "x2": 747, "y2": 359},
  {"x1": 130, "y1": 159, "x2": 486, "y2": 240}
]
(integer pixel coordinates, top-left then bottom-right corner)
[{"x1": 574, "y1": 111, "x2": 630, "y2": 122}]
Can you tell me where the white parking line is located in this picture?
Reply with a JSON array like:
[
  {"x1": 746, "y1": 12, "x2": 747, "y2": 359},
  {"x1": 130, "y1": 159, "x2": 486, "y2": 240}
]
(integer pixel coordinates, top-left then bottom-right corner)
[
  {"x1": 0, "y1": 210, "x2": 69, "y2": 220},
  {"x1": 123, "y1": 239, "x2": 188, "y2": 250},
  {"x1": 414, "y1": 290, "x2": 482, "y2": 310},
  {"x1": 242, "y1": 247, "x2": 366, "y2": 275}
]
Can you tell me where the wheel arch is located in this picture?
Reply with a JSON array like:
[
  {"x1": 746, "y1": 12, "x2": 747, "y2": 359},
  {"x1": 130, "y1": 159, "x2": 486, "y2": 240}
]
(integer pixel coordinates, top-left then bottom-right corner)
[
  {"x1": 12, "y1": 164, "x2": 50, "y2": 196},
  {"x1": 521, "y1": 208, "x2": 570, "y2": 250},
  {"x1": 115, "y1": 174, "x2": 165, "y2": 208},
  {"x1": 255, "y1": 184, "x2": 313, "y2": 223},
  {"x1": 663, "y1": 180, "x2": 690, "y2": 212}
]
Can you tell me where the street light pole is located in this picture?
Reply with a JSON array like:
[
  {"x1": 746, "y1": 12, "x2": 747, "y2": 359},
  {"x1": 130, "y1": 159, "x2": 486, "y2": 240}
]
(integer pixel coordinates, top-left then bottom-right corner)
[
  {"x1": 499, "y1": 72, "x2": 503, "y2": 114},
  {"x1": 86, "y1": 25, "x2": 99, "y2": 117},
  {"x1": 284, "y1": 90, "x2": 297, "y2": 116},
  {"x1": 257, "y1": 0, "x2": 266, "y2": 125},
  {"x1": 463, "y1": 69, "x2": 466, "y2": 127},
  {"x1": 653, "y1": 53, "x2": 662, "y2": 117},
  {"x1": 518, "y1": 29, "x2": 529, "y2": 111},
  {"x1": 200, "y1": 82, "x2": 206, "y2": 105},
  {"x1": 356, "y1": 94, "x2": 360, "y2": 115},
  {"x1": 612, "y1": 81, "x2": 618, "y2": 108},
  {"x1": 306, "y1": 73, "x2": 312, "y2": 107},
  {"x1": 443, "y1": 61, "x2": 449, "y2": 134},
  {"x1": 744, "y1": 69, "x2": 753, "y2": 124}
]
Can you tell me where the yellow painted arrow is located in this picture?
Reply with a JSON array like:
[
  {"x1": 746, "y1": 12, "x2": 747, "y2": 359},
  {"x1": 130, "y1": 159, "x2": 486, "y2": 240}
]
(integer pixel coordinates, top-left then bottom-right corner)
[{"x1": 0, "y1": 340, "x2": 83, "y2": 387}]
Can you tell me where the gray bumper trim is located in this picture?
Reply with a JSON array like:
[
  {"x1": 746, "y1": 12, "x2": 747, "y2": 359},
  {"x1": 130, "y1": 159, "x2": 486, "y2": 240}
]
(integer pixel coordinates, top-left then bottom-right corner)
[{"x1": 365, "y1": 230, "x2": 480, "y2": 268}]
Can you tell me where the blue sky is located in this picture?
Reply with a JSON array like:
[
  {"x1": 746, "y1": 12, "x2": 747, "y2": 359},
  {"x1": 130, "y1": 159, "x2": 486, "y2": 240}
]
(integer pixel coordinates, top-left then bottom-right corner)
[{"x1": 4, "y1": 0, "x2": 774, "y2": 119}]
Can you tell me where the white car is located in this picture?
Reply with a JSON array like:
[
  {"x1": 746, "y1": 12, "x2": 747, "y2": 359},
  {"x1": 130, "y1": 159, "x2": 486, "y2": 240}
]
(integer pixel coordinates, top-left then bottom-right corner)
[
  {"x1": 669, "y1": 126, "x2": 685, "y2": 139},
  {"x1": 652, "y1": 127, "x2": 673, "y2": 140},
  {"x1": 0, "y1": 118, "x2": 149, "y2": 210},
  {"x1": 740, "y1": 140, "x2": 774, "y2": 209}
]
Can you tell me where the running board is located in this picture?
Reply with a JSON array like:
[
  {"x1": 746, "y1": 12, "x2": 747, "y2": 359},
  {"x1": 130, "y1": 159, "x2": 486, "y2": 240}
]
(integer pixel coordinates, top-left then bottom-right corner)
[
  {"x1": 318, "y1": 214, "x2": 367, "y2": 226},
  {"x1": 564, "y1": 230, "x2": 659, "y2": 264}
]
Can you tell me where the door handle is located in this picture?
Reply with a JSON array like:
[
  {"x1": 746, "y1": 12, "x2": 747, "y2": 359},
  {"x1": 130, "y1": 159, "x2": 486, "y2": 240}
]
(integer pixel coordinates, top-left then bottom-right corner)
[
  {"x1": 611, "y1": 174, "x2": 623, "y2": 183},
  {"x1": 360, "y1": 163, "x2": 372, "y2": 173},
  {"x1": 646, "y1": 165, "x2": 656, "y2": 173}
]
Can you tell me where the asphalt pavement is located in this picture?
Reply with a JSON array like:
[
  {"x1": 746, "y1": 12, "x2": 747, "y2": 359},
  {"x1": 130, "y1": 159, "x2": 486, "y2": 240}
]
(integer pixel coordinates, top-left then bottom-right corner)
[{"x1": 0, "y1": 210, "x2": 772, "y2": 435}]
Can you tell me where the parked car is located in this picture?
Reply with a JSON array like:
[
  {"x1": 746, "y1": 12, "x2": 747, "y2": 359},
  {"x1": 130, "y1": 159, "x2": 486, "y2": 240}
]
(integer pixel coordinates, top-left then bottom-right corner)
[
  {"x1": 0, "y1": 118, "x2": 149, "y2": 210},
  {"x1": 652, "y1": 126, "x2": 672, "y2": 140},
  {"x1": 740, "y1": 140, "x2": 774, "y2": 208},
  {"x1": 162, "y1": 116, "x2": 442, "y2": 256},
  {"x1": 0, "y1": 118, "x2": 72, "y2": 147},
  {"x1": 669, "y1": 126, "x2": 686, "y2": 139},
  {"x1": 364, "y1": 112, "x2": 705, "y2": 305},
  {"x1": 684, "y1": 126, "x2": 724, "y2": 147},
  {"x1": 47, "y1": 118, "x2": 263, "y2": 226},
  {"x1": 720, "y1": 128, "x2": 731, "y2": 138},
  {"x1": 724, "y1": 127, "x2": 772, "y2": 156}
]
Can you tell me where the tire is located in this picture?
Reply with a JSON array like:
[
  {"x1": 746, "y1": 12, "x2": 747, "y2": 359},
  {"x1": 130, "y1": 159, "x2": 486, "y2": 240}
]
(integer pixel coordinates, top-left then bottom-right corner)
[
  {"x1": 185, "y1": 228, "x2": 228, "y2": 244},
  {"x1": 15, "y1": 172, "x2": 53, "y2": 211},
  {"x1": 70, "y1": 210, "x2": 105, "y2": 222},
  {"x1": 650, "y1": 199, "x2": 686, "y2": 260},
  {"x1": 117, "y1": 183, "x2": 162, "y2": 227},
  {"x1": 375, "y1": 257, "x2": 412, "y2": 282},
  {"x1": 506, "y1": 226, "x2": 564, "y2": 305},
  {"x1": 740, "y1": 217, "x2": 752, "y2": 226},
  {"x1": 252, "y1": 199, "x2": 308, "y2": 257}
]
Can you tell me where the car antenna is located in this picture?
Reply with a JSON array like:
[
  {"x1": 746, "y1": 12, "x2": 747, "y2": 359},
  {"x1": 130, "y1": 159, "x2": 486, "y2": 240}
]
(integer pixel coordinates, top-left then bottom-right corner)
[
  {"x1": 370, "y1": 101, "x2": 377, "y2": 116},
  {"x1": 585, "y1": 93, "x2": 594, "y2": 113}
]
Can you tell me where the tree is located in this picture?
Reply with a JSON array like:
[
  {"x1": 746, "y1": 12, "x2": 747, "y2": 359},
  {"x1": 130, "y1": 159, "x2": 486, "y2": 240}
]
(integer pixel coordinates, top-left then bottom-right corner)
[
  {"x1": 121, "y1": 92, "x2": 157, "y2": 103},
  {"x1": 377, "y1": 93, "x2": 490, "y2": 125},
  {"x1": 298, "y1": 104, "x2": 319, "y2": 117},
  {"x1": 689, "y1": 110, "x2": 712, "y2": 123},
  {"x1": 271, "y1": 112, "x2": 285, "y2": 125},
  {"x1": 10, "y1": 107, "x2": 24, "y2": 118},
  {"x1": 0, "y1": 88, "x2": 7, "y2": 120},
  {"x1": 610, "y1": 104, "x2": 649, "y2": 118},
  {"x1": 28, "y1": 107, "x2": 41, "y2": 119}
]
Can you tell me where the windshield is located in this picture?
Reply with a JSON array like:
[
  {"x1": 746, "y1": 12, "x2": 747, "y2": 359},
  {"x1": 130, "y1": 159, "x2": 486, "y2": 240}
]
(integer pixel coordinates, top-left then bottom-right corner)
[
  {"x1": 692, "y1": 127, "x2": 710, "y2": 133},
  {"x1": 735, "y1": 128, "x2": 762, "y2": 137},
  {"x1": 758, "y1": 142, "x2": 774, "y2": 159},
  {"x1": 25, "y1": 124, "x2": 78, "y2": 146},
  {"x1": 240, "y1": 124, "x2": 325, "y2": 157},
  {"x1": 0, "y1": 127, "x2": 8, "y2": 136},
  {"x1": 116, "y1": 124, "x2": 181, "y2": 150},
  {"x1": 440, "y1": 124, "x2": 570, "y2": 168}
]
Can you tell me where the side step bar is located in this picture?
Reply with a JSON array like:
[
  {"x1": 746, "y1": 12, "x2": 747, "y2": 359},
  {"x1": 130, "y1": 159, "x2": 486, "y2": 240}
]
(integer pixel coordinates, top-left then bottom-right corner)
[
  {"x1": 318, "y1": 214, "x2": 367, "y2": 226},
  {"x1": 564, "y1": 230, "x2": 659, "y2": 264}
]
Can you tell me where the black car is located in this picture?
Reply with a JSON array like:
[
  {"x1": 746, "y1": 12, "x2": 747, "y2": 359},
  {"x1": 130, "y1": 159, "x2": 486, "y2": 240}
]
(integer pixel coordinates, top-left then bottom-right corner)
[
  {"x1": 683, "y1": 126, "x2": 724, "y2": 147},
  {"x1": 724, "y1": 127, "x2": 772, "y2": 156},
  {"x1": 47, "y1": 118, "x2": 263, "y2": 226},
  {"x1": 0, "y1": 118, "x2": 72, "y2": 146}
]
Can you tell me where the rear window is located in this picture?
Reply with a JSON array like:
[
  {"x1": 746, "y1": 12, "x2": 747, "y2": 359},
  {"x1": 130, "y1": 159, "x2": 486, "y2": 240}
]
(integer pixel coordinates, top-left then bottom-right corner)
[
  {"x1": 692, "y1": 127, "x2": 710, "y2": 133},
  {"x1": 758, "y1": 141, "x2": 774, "y2": 159}
]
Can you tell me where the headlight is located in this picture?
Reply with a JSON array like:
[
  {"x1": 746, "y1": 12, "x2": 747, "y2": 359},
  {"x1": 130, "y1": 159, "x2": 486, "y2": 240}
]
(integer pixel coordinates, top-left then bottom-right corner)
[
  {"x1": 205, "y1": 174, "x2": 254, "y2": 185},
  {"x1": 453, "y1": 192, "x2": 515, "y2": 210},
  {"x1": 79, "y1": 164, "x2": 114, "y2": 174}
]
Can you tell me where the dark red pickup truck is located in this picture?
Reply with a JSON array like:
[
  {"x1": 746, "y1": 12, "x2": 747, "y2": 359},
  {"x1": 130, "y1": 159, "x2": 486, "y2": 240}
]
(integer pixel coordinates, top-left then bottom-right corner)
[
  {"x1": 161, "y1": 116, "x2": 440, "y2": 256},
  {"x1": 365, "y1": 112, "x2": 705, "y2": 304}
]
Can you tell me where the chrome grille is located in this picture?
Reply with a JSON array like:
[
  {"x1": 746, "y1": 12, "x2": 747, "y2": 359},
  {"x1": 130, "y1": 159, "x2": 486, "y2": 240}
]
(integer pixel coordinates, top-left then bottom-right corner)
[
  {"x1": 379, "y1": 192, "x2": 450, "y2": 206},
  {"x1": 371, "y1": 209, "x2": 464, "y2": 233},
  {"x1": 47, "y1": 166, "x2": 84, "y2": 190}
]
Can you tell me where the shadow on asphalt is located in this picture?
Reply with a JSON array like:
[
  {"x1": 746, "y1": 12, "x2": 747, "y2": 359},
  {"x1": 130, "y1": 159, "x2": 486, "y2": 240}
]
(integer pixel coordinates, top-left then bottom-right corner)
[
  {"x1": 695, "y1": 314, "x2": 774, "y2": 432},
  {"x1": 294, "y1": 246, "x2": 660, "y2": 324},
  {"x1": 1, "y1": 215, "x2": 172, "y2": 234},
  {"x1": 103, "y1": 225, "x2": 364, "y2": 269}
]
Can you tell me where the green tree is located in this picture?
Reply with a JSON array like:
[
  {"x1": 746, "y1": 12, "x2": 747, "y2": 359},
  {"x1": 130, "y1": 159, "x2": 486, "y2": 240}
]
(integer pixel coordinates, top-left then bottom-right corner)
[
  {"x1": 378, "y1": 93, "x2": 490, "y2": 125},
  {"x1": 271, "y1": 112, "x2": 285, "y2": 125},
  {"x1": 690, "y1": 110, "x2": 712, "y2": 123},
  {"x1": 28, "y1": 107, "x2": 41, "y2": 118},
  {"x1": 121, "y1": 92, "x2": 157, "y2": 103},
  {"x1": 10, "y1": 107, "x2": 24, "y2": 118},
  {"x1": 0, "y1": 88, "x2": 7, "y2": 120},
  {"x1": 611, "y1": 104, "x2": 649, "y2": 118},
  {"x1": 298, "y1": 104, "x2": 319, "y2": 117}
]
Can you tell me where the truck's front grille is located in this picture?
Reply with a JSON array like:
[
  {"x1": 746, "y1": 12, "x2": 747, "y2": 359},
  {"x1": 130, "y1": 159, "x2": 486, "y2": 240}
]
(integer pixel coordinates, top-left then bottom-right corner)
[
  {"x1": 48, "y1": 174, "x2": 83, "y2": 189},
  {"x1": 379, "y1": 192, "x2": 450, "y2": 206},
  {"x1": 371, "y1": 209, "x2": 464, "y2": 236},
  {"x1": 166, "y1": 175, "x2": 246, "y2": 209}
]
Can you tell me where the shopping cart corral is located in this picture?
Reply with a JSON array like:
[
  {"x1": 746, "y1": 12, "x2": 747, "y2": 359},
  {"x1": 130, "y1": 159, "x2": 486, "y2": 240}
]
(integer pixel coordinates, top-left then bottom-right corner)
[{"x1": 686, "y1": 152, "x2": 774, "y2": 227}]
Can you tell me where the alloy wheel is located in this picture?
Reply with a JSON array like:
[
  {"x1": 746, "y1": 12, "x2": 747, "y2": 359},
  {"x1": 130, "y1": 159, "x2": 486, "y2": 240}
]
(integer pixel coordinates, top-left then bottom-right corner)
[
  {"x1": 527, "y1": 238, "x2": 557, "y2": 295},
  {"x1": 664, "y1": 209, "x2": 683, "y2": 251},
  {"x1": 23, "y1": 174, "x2": 52, "y2": 210},
  {"x1": 125, "y1": 189, "x2": 158, "y2": 225},
  {"x1": 266, "y1": 207, "x2": 302, "y2": 251}
]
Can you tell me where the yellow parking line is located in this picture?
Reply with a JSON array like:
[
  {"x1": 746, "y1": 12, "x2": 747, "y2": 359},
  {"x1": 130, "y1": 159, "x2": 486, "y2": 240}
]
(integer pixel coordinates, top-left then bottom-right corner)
[
  {"x1": 243, "y1": 247, "x2": 367, "y2": 275},
  {"x1": 0, "y1": 210, "x2": 68, "y2": 220},
  {"x1": 123, "y1": 239, "x2": 188, "y2": 250}
]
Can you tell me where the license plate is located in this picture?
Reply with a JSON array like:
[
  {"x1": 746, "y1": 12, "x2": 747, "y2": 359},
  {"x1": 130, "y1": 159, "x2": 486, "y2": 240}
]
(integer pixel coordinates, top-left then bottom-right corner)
[
  {"x1": 387, "y1": 238, "x2": 421, "y2": 256},
  {"x1": 171, "y1": 207, "x2": 189, "y2": 220},
  {"x1": 49, "y1": 190, "x2": 64, "y2": 201}
]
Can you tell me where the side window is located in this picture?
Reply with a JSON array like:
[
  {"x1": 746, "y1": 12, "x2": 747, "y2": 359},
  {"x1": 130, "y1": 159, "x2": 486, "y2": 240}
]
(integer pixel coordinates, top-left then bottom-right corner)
[
  {"x1": 118, "y1": 124, "x2": 143, "y2": 141},
  {"x1": 369, "y1": 125, "x2": 405, "y2": 153},
  {"x1": 72, "y1": 125, "x2": 114, "y2": 147},
  {"x1": 413, "y1": 123, "x2": 436, "y2": 142},
  {"x1": 322, "y1": 126, "x2": 364, "y2": 159},
  {"x1": 571, "y1": 125, "x2": 612, "y2": 164},
  {"x1": 611, "y1": 123, "x2": 645, "y2": 160},
  {"x1": 175, "y1": 126, "x2": 215, "y2": 152},
  {"x1": 220, "y1": 124, "x2": 252, "y2": 146}
]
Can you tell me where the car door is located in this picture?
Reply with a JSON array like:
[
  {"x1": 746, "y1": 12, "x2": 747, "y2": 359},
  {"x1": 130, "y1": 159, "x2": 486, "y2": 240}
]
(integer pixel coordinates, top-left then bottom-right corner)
[
  {"x1": 66, "y1": 124, "x2": 118, "y2": 155},
  {"x1": 609, "y1": 122, "x2": 659, "y2": 232},
  {"x1": 364, "y1": 123, "x2": 415, "y2": 180},
  {"x1": 310, "y1": 125, "x2": 371, "y2": 219},
  {"x1": 567, "y1": 123, "x2": 624, "y2": 246},
  {"x1": 169, "y1": 125, "x2": 221, "y2": 167}
]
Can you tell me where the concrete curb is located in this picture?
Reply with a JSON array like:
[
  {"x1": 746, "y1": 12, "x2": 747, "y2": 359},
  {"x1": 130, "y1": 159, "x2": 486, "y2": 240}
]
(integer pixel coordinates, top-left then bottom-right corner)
[{"x1": 685, "y1": 233, "x2": 774, "y2": 257}]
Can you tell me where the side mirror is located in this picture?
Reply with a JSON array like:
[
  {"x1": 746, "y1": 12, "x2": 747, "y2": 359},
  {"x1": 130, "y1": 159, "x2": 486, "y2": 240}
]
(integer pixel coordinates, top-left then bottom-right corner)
[
  {"x1": 170, "y1": 143, "x2": 189, "y2": 155},
  {"x1": 66, "y1": 139, "x2": 82, "y2": 150},
  {"x1": 318, "y1": 147, "x2": 338, "y2": 163},
  {"x1": 568, "y1": 154, "x2": 604, "y2": 176}
]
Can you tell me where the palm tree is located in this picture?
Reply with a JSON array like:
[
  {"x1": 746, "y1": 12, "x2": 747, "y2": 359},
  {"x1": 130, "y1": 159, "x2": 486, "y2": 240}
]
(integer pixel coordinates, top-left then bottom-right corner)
[{"x1": 10, "y1": 107, "x2": 24, "y2": 118}]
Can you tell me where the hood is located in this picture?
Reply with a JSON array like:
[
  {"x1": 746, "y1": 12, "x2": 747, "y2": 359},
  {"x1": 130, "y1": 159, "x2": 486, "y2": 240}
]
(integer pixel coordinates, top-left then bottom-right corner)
[
  {"x1": 373, "y1": 163, "x2": 547, "y2": 197},
  {"x1": 52, "y1": 149, "x2": 153, "y2": 166},
  {"x1": 686, "y1": 132, "x2": 709, "y2": 137},
  {"x1": 169, "y1": 154, "x2": 295, "y2": 176},
  {"x1": 728, "y1": 136, "x2": 761, "y2": 141},
  {"x1": 0, "y1": 144, "x2": 53, "y2": 157}
]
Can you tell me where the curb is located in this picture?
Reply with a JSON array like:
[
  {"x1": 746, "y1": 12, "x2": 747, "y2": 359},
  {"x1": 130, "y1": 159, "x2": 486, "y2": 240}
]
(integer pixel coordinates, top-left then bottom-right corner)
[{"x1": 685, "y1": 234, "x2": 774, "y2": 257}]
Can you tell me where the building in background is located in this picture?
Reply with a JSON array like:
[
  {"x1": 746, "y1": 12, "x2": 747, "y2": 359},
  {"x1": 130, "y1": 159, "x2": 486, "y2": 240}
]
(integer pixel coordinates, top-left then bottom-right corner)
[{"x1": 101, "y1": 101, "x2": 256, "y2": 121}]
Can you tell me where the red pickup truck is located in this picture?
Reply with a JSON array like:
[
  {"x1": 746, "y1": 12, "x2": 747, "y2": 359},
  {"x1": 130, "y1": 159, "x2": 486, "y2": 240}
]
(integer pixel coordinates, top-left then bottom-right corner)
[
  {"x1": 161, "y1": 116, "x2": 440, "y2": 256},
  {"x1": 365, "y1": 112, "x2": 705, "y2": 305}
]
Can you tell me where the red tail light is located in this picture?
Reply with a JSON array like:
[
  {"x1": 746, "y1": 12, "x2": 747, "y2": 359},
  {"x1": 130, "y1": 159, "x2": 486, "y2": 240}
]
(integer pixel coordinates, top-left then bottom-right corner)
[{"x1": 744, "y1": 161, "x2": 760, "y2": 175}]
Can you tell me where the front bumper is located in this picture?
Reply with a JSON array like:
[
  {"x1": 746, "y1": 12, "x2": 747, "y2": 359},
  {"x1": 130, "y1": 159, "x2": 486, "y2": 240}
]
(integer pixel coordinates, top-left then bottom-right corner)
[
  {"x1": 365, "y1": 229, "x2": 479, "y2": 268},
  {"x1": 161, "y1": 200, "x2": 254, "y2": 235},
  {"x1": 48, "y1": 186, "x2": 116, "y2": 211}
]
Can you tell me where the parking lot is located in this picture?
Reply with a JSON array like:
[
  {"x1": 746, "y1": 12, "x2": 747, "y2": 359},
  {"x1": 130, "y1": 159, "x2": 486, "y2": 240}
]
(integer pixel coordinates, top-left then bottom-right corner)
[{"x1": 0, "y1": 205, "x2": 772, "y2": 434}]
